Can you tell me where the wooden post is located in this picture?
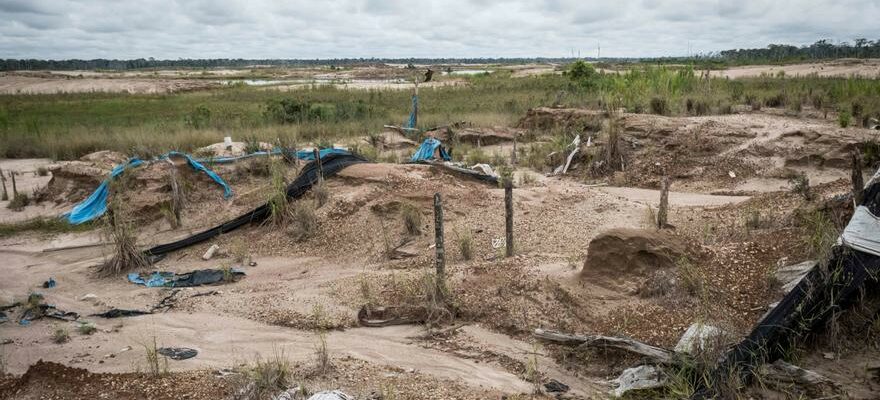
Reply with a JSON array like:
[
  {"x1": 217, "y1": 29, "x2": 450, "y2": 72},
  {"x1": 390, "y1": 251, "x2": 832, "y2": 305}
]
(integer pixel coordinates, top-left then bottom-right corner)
[
  {"x1": 0, "y1": 167, "x2": 7, "y2": 201},
  {"x1": 10, "y1": 171, "x2": 17, "y2": 197},
  {"x1": 433, "y1": 193, "x2": 446, "y2": 299},
  {"x1": 657, "y1": 176, "x2": 670, "y2": 229},
  {"x1": 851, "y1": 150, "x2": 864, "y2": 206},
  {"x1": 505, "y1": 180, "x2": 514, "y2": 257},
  {"x1": 313, "y1": 148, "x2": 324, "y2": 182}
]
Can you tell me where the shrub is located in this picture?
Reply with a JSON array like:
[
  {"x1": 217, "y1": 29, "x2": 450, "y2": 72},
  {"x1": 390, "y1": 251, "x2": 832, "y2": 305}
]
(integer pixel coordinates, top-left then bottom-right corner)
[
  {"x1": 36, "y1": 167, "x2": 48, "y2": 177},
  {"x1": 289, "y1": 200, "x2": 318, "y2": 242},
  {"x1": 649, "y1": 97, "x2": 669, "y2": 115},
  {"x1": 7, "y1": 193, "x2": 29, "y2": 211},
  {"x1": 839, "y1": 111, "x2": 852, "y2": 128},
  {"x1": 77, "y1": 322, "x2": 97, "y2": 335},
  {"x1": 99, "y1": 183, "x2": 148, "y2": 276},
  {"x1": 788, "y1": 172, "x2": 813, "y2": 200},
  {"x1": 52, "y1": 327, "x2": 70, "y2": 344},
  {"x1": 234, "y1": 348, "x2": 291, "y2": 399},
  {"x1": 567, "y1": 60, "x2": 596, "y2": 82},
  {"x1": 401, "y1": 203, "x2": 422, "y2": 235},
  {"x1": 457, "y1": 230, "x2": 473, "y2": 261}
]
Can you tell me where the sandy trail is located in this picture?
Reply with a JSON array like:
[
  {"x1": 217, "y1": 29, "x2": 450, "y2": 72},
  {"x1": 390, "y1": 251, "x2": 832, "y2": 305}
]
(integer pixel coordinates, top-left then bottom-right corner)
[
  {"x1": 711, "y1": 59, "x2": 880, "y2": 79},
  {"x1": 597, "y1": 186, "x2": 749, "y2": 207}
]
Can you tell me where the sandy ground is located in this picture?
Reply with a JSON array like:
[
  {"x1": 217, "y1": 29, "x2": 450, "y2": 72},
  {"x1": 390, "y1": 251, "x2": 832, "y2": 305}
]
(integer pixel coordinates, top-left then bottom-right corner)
[
  {"x1": 711, "y1": 59, "x2": 880, "y2": 79},
  {"x1": 0, "y1": 75, "x2": 217, "y2": 95},
  {"x1": 2, "y1": 107, "x2": 879, "y2": 398}
]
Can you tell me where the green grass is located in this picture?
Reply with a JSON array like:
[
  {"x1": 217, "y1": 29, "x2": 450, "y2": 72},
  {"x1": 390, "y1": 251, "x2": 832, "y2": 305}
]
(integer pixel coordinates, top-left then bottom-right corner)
[
  {"x1": 3, "y1": 68, "x2": 880, "y2": 160},
  {"x1": 0, "y1": 217, "x2": 94, "y2": 237}
]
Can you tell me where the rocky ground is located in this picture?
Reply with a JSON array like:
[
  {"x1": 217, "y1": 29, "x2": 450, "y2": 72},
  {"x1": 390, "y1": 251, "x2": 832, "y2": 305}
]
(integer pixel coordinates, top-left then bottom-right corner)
[{"x1": 1, "y1": 107, "x2": 879, "y2": 399}]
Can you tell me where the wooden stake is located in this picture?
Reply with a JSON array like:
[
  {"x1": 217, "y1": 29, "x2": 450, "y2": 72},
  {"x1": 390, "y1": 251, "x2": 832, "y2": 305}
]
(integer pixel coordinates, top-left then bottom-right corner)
[
  {"x1": 511, "y1": 137, "x2": 518, "y2": 166},
  {"x1": 504, "y1": 180, "x2": 514, "y2": 257},
  {"x1": 657, "y1": 176, "x2": 670, "y2": 229},
  {"x1": 851, "y1": 150, "x2": 864, "y2": 206},
  {"x1": 433, "y1": 193, "x2": 446, "y2": 299},
  {"x1": 313, "y1": 148, "x2": 324, "y2": 182},
  {"x1": 10, "y1": 171, "x2": 17, "y2": 197},
  {"x1": 0, "y1": 167, "x2": 7, "y2": 201}
]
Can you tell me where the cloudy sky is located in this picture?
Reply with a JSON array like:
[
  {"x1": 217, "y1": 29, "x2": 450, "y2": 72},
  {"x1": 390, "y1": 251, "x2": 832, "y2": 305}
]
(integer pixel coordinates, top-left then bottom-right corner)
[{"x1": 1, "y1": 0, "x2": 878, "y2": 59}]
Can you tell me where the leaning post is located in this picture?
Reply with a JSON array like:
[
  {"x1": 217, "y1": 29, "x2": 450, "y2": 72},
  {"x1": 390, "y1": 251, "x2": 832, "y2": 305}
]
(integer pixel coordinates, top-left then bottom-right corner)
[
  {"x1": 0, "y1": 167, "x2": 7, "y2": 201},
  {"x1": 505, "y1": 179, "x2": 514, "y2": 257},
  {"x1": 851, "y1": 150, "x2": 864, "y2": 206},
  {"x1": 10, "y1": 171, "x2": 17, "y2": 197},
  {"x1": 433, "y1": 193, "x2": 446, "y2": 300},
  {"x1": 313, "y1": 148, "x2": 324, "y2": 182}
]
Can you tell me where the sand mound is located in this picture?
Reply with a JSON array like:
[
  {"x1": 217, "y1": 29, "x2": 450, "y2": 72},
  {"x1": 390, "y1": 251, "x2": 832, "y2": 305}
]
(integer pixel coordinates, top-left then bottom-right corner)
[
  {"x1": 580, "y1": 228, "x2": 686, "y2": 292},
  {"x1": 197, "y1": 141, "x2": 273, "y2": 158}
]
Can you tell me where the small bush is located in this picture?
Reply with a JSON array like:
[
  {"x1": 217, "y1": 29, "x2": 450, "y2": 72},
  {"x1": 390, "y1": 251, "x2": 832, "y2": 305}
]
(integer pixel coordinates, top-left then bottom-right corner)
[
  {"x1": 7, "y1": 193, "x2": 29, "y2": 211},
  {"x1": 312, "y1": 179, "x2": 329, "y2": 208},
  {"x1": 764, "y1": 93, "x2": 786, "y2": 108},
  {"x1": 52, "y1": 327, "x2": 70, "y2": 344},
  {"x1": 401, "y1": 203, "x2": 422, "y2": 236},
  {"x1": 457, "y1": 230, "x2": 473, "y2": 261},
  {"x1": 839, "y1": 111, "x2": 852, "y2": 128},
  {"x1": 36, "y1": 167, "x2": 48, "y2": 177},
  {"x1": 677, "y1": 257, "x2": 704, "y2": 297},
  {"x1": 99, "y1": 187, "x2": 148, "y2": 276},
  {"x1": 77, "y1": 322, "x2": 97, "y2": 335},
  {"x1": 235, "y1": 348, "x2": 291, "y2": 399},
  {"x1": 788, "y1": 172, "x2": 813, "y2": 200},
  {"x1": 289, "y1": 200, "x2": 318, "y2": 242},
  {"x1": 649, "y1": 97, "x2": 669, "y2": 115},
  {"x1": 314, "y1": 332, "x2": 331, "y2": 376}
]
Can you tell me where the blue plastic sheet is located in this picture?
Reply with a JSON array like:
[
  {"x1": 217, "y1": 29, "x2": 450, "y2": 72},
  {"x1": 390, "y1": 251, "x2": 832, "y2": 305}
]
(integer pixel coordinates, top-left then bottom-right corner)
[
  {"x1": 63, "y1": 152, "x2": 232, "y2": 225},
  {"x1": 406, "y1": 94, "x2": 418, "y2": 129},
  {"x1": 63, "y1": 158, "x2": 144, "y2": 225},
  {"x1": 296, "y1": 148, "x2": 351, "y2": 161},
  {"x1": 127, "y1": 271, "x2": 174, "y2": 287},
  {"x1": 410, "y1": 138, "x2": 451, "y2": 162}
]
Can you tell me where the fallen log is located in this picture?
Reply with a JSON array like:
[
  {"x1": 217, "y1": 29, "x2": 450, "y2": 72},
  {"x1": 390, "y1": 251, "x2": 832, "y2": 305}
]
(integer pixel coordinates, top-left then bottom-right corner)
[{"x1": 533, "y1": 328, "x2": 675, "y2": 364}]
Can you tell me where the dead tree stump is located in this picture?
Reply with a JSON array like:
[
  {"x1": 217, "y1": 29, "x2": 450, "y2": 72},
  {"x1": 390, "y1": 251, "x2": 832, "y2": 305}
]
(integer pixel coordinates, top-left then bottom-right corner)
[
  {"x1": 0, "y1": 167, "x2": 7, "y2": 201},
  {"x1": 313, "y1": 148, "x2": 324, "y2": 182}
]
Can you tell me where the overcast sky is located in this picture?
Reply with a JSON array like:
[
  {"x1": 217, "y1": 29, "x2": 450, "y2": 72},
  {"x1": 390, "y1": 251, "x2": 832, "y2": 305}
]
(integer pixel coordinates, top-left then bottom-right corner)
[{"x1": 1, "y1": 0, "x2": 878, "y2": 59}]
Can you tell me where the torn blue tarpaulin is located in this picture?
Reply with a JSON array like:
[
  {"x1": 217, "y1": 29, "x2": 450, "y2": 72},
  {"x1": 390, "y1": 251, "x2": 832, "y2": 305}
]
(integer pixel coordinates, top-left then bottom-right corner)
[
  {"x1": 128, "y1": 268, "x2": 245, "y2": 288},
  {"x1": 163, "y1": 152, "x2": 232, "y2": 199},
  {"x1": 63, "y1": 152, "x2": 232, "y2": 225},
  {"x1": 405, "y1": 94, "x2": 418, "y2": 129},
  {"x1": 63, "y1": 158, "x2": 144, "y2": 225},
  {"x1": 296, "y1": 148, "x2": 351, "y2": 161},
  {"x1": 410, "y1": 138, "x2": 451, "y2": 162}
]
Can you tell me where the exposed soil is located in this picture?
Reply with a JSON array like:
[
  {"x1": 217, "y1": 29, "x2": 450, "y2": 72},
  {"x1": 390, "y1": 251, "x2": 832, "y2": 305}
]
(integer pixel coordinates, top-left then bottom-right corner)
[{"x1": 2, "y1": 106, "x2": 878, "y2": 398}]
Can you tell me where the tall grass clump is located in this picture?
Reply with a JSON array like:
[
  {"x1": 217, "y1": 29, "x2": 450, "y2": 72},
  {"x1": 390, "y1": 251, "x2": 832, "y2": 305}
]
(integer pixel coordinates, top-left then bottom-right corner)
[{"x1": 99, "y1": 179, "x2": 147, "y2": 276}]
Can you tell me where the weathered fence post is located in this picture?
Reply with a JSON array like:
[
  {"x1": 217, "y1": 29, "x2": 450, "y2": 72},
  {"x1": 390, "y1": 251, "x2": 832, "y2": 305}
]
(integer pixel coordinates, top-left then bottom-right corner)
[
  {"x1": 505, "y1": 180, "x2": 514, "y2": 257},
  {"x1": 10, "y1": 171, "x2": 18, "y2": 197},
  {"x1": 657, "y1": 176, "x2": 670, "y2": 229},
  {"x1": 313, "y1": 148, "x2": 324, "y2": 182},
  {"x1": 433, "y1": 193, "x2": 446, "y2": 299},
  {"x1": 0, "y1": 167, "x2": 7, "y2": 201},
  {"x1": 851, "y1": 150, "x2": 864, "y2": 206}
]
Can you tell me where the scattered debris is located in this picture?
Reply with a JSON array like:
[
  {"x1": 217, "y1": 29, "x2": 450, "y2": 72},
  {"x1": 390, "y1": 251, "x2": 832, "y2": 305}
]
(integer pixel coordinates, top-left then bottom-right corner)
[
  {"x1": 127, "y1": 268, "x2": 245, "y2": 288},
  {"x1": 774, "y1": 260, "x2": 815, "y2": 293},
  {"x1": 202, "y1": 244, "x2": 220, "y2": 260},
  {"x1": 42, "y1": 278, "x2": 56, "y2": 288},
  {"x1": 757, "y1": 360, "x2": 837, "y2": 393},
  {"x1": 611, "y1": 365, "x2": 667, "y2": 397},
  {"x1": 533, "y1": 328, "x2": 674, "y2": 364},
  {"x1": 306, "y1": 390, "x2": 353, "y2": 400},
  {"x1": 91, "y1": 309, "x2": 151, "y2": 319},
  {"x1": 543, "y1": 379, "x2": 570, "y2": 393},
  {"x1": 673, "y1": 322, "x2": 725, "y2": 354},
  {"x1": 358, "y1": 305, "x2": 426, "y2": 327},
  {"x1": 157, "y1": 347, "x2": 198, "y2": 360}
]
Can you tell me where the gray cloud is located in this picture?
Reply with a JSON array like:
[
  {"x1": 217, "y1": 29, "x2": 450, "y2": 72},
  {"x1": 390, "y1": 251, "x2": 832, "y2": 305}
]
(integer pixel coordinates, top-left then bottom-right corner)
[{"x1": 1, "y1": 0, "x2": 878, "y2": 59}]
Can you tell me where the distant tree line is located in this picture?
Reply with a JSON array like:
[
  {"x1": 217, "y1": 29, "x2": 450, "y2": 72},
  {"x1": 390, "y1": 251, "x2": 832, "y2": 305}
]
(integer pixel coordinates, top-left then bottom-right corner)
[
  {"x1": 717, "y1": 39, "x2": 880, "y2": 64},
  {"x1": 0, "y1": 57, "x2": 576, "y2": 71}
]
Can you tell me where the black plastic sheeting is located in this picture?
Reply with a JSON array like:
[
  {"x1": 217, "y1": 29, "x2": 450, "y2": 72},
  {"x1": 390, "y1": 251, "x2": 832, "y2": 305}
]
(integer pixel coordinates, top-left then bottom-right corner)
[
  {"x1": 409, "y1": 160, "x2": 500, "y2": 185},
  {"x1": 697, "y1": 178, "x2": 880, "y2": 397},
  {"x1": 143, "y1": 153, "x2": 368, "y2": 260}
]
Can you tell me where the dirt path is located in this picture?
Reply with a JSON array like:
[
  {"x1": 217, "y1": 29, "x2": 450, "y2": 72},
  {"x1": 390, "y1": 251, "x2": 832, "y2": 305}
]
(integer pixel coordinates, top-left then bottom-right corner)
[
  {"x1": 710, "y1": 59, "x2": 880, "y2": 79},
  {"x1": 597, "y1": 186, "x2": 750, "y2": 207}
]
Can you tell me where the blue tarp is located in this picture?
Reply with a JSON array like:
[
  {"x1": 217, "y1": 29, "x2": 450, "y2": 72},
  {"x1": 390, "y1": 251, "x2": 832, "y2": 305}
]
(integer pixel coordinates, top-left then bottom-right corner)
[
  {"x1": 296, "y1": 148, "x2": 351, "y2": 161},
  {"x1": 127, "y1": 271, "x2": 174, "y2": 287},
  {"x1": 63, "y1": 152, "x2": 232, "y2": 225},
  {"x1": 410, "y1": 138, "x2": 451, "y2": 162},
  {"x1": 63, "y1": 158, "x2": 144, "y2": 225},
  {"x1": 405, "y1": 94, "x2": 418, "y2": 129}
]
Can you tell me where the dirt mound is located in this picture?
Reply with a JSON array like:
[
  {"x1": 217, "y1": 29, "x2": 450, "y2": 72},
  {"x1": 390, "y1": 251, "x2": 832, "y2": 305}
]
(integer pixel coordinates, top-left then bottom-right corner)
[
  {"x1": 517, "y1": 107, "x2": 605, "y2": 131},
  {"x1": 580, "y1": 228, "x2": 686, "y2": 292},
  {"x1": 0, "y1": 360, "x2": 230, "y2": 399},
  {"x1": 43, "y1": 151, "x2": 127, "y2": 204},
  {"x1": 425, "y1": 125, "x2": 523, "y2": 146}
]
